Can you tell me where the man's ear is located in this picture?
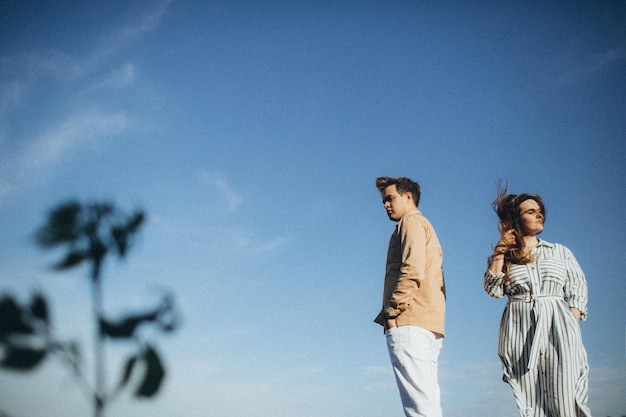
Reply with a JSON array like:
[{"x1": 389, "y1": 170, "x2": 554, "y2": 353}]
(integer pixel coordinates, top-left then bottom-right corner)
[{"x1": 406, "y1": 192, "x2": 418, "y2": 208}]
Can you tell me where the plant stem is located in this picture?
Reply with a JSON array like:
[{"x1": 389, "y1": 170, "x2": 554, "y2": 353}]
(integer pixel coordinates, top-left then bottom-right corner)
[{"x1": 91, "y1": 258, "x2": 105, "y2": 417}]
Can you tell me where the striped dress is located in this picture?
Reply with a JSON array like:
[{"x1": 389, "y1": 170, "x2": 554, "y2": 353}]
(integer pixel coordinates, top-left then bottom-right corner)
[{"x1": 484, "y1": 239, "x2": 592, "y2": 417}]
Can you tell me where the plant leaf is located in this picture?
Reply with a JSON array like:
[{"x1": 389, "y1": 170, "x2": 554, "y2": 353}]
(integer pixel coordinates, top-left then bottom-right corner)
[
  {"x1": 29, "y1": 293, "x2": 49, "y2": 324},
  {"x1": 126, "y1": 212, "x2": 145, "y2": 233},
  {"x1": 0, "y1": 346, "x2": 46, "y2": 370},
  {"x1": 100, "y1": 307, "x2": 160, "y2": 339},
  {"x1": 0, "y1": 296, "x2": 35, "y2": 337},
  {"x1": 100, "y1": 317, "x2": 136, "y2": 339},
  {"x1": 118, "y1": 355, "x2": 139, "y2": 389},
  {"x1": 111, "y1": 226, "x2": 128, "y2": 257},
  {"x1": 35, "y1": 202, "x2": 81, "y2": 247},
  {"x1": 135, "y1": 346, "x2": 165, "y2": 397},
  {"x1": 53, "y1": 250, "x2": 87, "y2": 270}
]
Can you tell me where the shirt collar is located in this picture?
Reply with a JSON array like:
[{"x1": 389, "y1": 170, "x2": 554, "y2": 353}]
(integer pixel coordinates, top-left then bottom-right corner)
[
  {"x1": 536, "y1": 238, "x2": 553, "y2": 248},
  {"x1": 403, "y1": 208, "x2": 420, "y2": 218},
  {"x1": 395, "y1": 209, "x2": 420, "y2": 225}
]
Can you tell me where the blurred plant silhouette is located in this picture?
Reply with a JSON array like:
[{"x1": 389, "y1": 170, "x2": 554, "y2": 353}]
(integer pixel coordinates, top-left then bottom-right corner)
[{"x1": 0, "y1": 201, "x2": 178, "y2": 417}]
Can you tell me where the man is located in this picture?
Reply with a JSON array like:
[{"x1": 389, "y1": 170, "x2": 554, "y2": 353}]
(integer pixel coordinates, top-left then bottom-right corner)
[{"x1": 374, "y1": 177, "x2": 446, "y2": 417}]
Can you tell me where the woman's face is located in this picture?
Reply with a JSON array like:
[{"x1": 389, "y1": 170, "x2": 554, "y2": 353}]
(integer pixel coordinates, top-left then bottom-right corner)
[{"x1": 518, "y1": 199, "x2": 544, "y2": 236}]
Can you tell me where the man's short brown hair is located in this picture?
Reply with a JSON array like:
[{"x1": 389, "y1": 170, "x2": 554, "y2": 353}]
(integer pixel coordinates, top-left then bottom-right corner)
[{"x1": 376, "y1": 177, "x2": 421, "y2": 207}]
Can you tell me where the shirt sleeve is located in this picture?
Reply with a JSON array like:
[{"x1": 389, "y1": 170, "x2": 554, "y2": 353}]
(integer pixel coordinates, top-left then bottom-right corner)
[
  {"x1": 384, "y1": 215, "x2": 426, "y2": 318},
  {"x1": 563, "y1": 246, "x2": 589, "y2": 320},
  {"x1": 484, "y1": 259, "x2": 506, "y2": 299}
]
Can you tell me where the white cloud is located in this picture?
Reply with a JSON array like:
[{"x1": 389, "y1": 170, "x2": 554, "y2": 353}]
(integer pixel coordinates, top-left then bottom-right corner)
[
  {"x1": 20, "y1": 110, "x2": 128, "y2": 172},
  {"x1": 69, "y1": 0, "x2": 174, "y2": 81},
  {"x1": 0, "y1": 68, "x2": 30, "y2": 120},
  {"x1": 191, "y1": 170, "x2": 291, "y2": 257},
  {"x1": 0, "y1": 0, "x2": 171, "y2": 107},
  {"x1": 121, "y1": 0, "x2": 173, "y2": 40},
  {"x1": 89, "y1": 63, "x2": 138, "y2": 91},
  {"x1": 227, "y1": 232, "x2": 288, "y2": 255},
  {"x1": 197, "y1": 170, "x2": 244, "y2": 211},
  {"x1": 358, "y1": 365, "x2": 390, "y2": 375},
  {"x1": 0, "y1": 2, "x2": 174, "y2": 205}
]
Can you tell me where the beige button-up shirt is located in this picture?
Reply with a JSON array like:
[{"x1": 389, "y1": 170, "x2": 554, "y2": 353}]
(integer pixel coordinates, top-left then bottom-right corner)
[{"x1": 374, "y1": 209, "x2": 446, "y2": 337}]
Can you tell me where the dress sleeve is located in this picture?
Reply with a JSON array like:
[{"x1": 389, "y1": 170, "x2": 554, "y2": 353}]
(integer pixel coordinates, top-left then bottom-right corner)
[
  {"x1": 484, "y1": 257, "x2": 506, "y2": 298},
  {"x1": 563, "y1": 246, "x2": 589, "y2": 320},
  {"x1": 384, "y1": 215, "x2": 425, "y2": 318}
]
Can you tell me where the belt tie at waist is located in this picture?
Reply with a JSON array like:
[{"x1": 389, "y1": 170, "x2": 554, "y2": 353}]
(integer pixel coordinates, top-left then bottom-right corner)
[{"x1": 507, "y1": 294, "x2": 564, "y2": 370}]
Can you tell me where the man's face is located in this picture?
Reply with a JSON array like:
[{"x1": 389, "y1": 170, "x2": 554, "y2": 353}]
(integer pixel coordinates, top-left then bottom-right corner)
[{"x1": 381, "y1": 184, "x2": 415, "y2": 222}]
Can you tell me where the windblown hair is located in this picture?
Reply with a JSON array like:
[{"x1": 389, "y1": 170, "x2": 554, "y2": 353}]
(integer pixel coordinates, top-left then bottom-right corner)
[
  {"x1": 376, "y1": 177, "x2": 421, "y2": 207},
  {"x1": 493, "y1": 181, "x2": 546, "y2": 266}
]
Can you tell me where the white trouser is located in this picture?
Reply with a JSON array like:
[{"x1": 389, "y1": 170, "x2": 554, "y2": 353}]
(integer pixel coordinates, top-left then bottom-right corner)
[{"x1": 385, "y1": 325, "x2": 443, "y2": 417}]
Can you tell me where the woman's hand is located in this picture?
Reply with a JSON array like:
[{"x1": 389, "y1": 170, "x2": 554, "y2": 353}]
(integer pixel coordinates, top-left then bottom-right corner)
[
  {"x1": 489, "y1": 229, "x2": 515, "y2": 275},
  {"x1": 494, "y1": 229, "x2": 516, "y2": 256},
  {"x1": 570, "y1": 308, "x2": 581, "y2": 320}
]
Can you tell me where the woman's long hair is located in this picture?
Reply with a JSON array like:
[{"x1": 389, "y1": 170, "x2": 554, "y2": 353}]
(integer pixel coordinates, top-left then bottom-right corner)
[{"x1": 493, "y1": 181, "x2": 546, "y2": 267}]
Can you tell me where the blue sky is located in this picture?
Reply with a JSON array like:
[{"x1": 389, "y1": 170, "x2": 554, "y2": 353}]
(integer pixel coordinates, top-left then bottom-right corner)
[{"x1": 0, "y1": 1, "x2": 625, "y2": 416}]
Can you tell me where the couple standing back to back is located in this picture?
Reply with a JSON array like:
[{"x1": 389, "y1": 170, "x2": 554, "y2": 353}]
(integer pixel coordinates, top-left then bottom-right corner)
[{"x1": 373, "y1": 176, "x2": 591, "y2": 417}]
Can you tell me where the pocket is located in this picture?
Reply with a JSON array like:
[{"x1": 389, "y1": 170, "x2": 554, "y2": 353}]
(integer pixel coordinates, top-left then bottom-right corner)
[
  {"x1": 385, "y1": 326, "x2": 399, "y2": 337},
  {"x1": 539, "y1": 258, "x2": 567, "y2": 286},
  {"x1": 385, "y1": 326, "x2": 407, "y2": 365}
]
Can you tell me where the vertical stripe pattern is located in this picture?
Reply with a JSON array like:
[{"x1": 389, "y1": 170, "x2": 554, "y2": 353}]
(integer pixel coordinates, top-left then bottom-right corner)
[{"x1": 484, "y1": 240, "x2": 592, "y2": 417}]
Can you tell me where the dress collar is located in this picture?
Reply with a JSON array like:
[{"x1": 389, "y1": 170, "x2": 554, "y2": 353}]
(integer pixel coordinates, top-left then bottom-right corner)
[{"x1": 536, "y1": 238, "x2": 554, "y2": 248}]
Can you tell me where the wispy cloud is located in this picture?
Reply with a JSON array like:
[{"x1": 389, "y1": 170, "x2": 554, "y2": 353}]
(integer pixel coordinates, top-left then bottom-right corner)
[
  {"x1": 88, "y1": 63, "x2": 138, "y2": 91},
  {"x1": 0, "y1": 0, "x2": 172, "y2": 117},
  {"x1": 197, "y1": 170, "x2": 244, "y2": 211},
  {"x1": 112, "y1": 0, "x2": 173, "y2": 45},
  {"x1": 227, "y1": 232, "x2": 288, "y2": 255},
  {"x1": 0, "y1": 2, "x2": 173, "y2": 204},
  {"x1": 196, "y1": 169, "x2": 289, "y2": 256},
  {"x1": 0, "y1": 59, "x2": 33, "y2": 122},
  {"x1": 76, "y1": 0, "x2": 173, "y2": 79},
  {"x1": 19, "y1": 110, "x2": 128, "y2": 172},
  {"x1": 358, "y1": 365, "x2": 390, "y2": 375}
]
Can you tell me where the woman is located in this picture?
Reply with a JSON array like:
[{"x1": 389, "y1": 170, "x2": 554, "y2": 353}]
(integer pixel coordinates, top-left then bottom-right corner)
[{"x1": 484, "y1": 184, "x2": 592, "y2": 417}]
